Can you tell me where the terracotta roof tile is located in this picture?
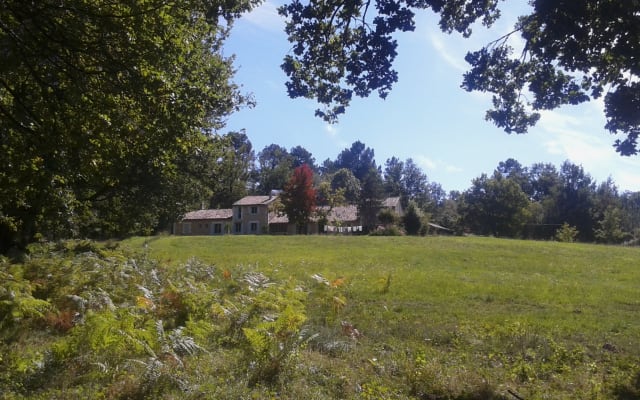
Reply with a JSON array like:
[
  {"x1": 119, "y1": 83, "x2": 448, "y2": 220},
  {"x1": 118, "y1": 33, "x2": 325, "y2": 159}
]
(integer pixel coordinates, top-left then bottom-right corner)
[
  {"x1": 382, "y1": 197, "x2": 401, "y2": 208},
  {"x1": 325, "y1": 205, "x2": 359, "y2": 222},
  {"x1": 182, "y1": 209, "x2": 233, "y2": 220},
  {"x1": 233, "y1": 196, "x2": 278, "y2": 206}
]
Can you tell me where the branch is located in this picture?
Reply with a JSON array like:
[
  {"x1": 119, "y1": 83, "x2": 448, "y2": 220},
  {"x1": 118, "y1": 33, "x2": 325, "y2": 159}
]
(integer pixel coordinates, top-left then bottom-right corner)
[{"x1": 507, "y1": 389, "x2": 525, "y2": 400}]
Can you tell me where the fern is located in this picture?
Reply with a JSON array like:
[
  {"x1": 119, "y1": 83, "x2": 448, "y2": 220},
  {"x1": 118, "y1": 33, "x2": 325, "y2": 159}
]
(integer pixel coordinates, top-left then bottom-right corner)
[{"x1": 169, "y1": 327, "x2": 206, "y2": 356}]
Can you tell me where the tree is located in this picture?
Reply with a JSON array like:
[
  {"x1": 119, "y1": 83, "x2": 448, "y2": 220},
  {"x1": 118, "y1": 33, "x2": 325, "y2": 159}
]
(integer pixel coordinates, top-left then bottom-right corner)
[
  {"x1": 527, "y1": 163, "x2": 561, "y2": 202},
  {"x1": 620, "y1": 192, "x2": 640, "y2": 240},
  {"x1": 358, "y1": 167, "x2": 384, "y2": 233},
  {"x1": 401, "y1": 158, "x2": 429, "y2": 209},
  {"x1": 330, "y1": 168, "x2": 361, "y2": 204},
  {"x1": 256, "y1": 144, "x2": 294, "y2": 194},
  {"x1": 335, "y1": 141, "x2": 377, "y2": 181},
  {"x1": 496, "y1": 158, "x2": 531, "y2": 195},
  {"x1": 279, "y1": 0, "x2": 639, "y2": 155},
  {"x1": 378, "y1": 208, "x2": 398, "y2": 228},
  {"x1": 290, "y1": 145, "x2": 317, "y2": 171},
  {"x1": 209, "y1": 132, "x2": 255, "y2": 208},
  {"x1": 553, "y1": 161, "x2": 596, "y2": 241},
  {"x1": 383, "y1": 157, "x2": 404, "y2": 197},
  {"x1": 281, "y1": 164, "x2": 316, "y2": 234},
  {"x1": 594, "y1": 207, "x2": 629, "y2": 244},
  {"x1": 460, "y1": 172, "x2": 531, "y2": 237},
  {"x1": 0, "y1": 0, "x2": 252, "y2": 251},
  {"x1": 403, "y1": 202, "x2": 422, "y2": 236}
]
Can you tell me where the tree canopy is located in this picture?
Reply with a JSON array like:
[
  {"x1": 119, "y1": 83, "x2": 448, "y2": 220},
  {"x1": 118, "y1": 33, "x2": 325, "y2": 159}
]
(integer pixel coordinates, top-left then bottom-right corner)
[
  {"x1": 279, "y1": 0, "x2": 640, "y2": 155},
  {"x1": 281, "y1": 163, "x2": 317, "y2": 232},
  {"x1": 0, "y1": 0, "x2": 253, "y2": 250}
]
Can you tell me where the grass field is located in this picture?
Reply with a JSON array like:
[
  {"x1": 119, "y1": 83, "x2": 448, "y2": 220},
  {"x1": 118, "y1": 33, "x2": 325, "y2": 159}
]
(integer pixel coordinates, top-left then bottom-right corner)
[
  {"x1": 2, "y1": 236, "x2": 639, "y2": 399},
  {"x1": 120, "y1": 235, "x2": 640, "y2": 399}
]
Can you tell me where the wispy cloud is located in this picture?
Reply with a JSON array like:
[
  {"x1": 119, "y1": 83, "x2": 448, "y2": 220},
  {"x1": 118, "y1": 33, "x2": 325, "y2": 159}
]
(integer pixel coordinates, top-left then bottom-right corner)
[
  {"x1": 242, "y1": 1, "x2": 284, "y2": 32},
  {"x1": 415, "y1": 155, "x2": 463, "y2": 174},
  {"x1": 540, "y1": 109, "x2": 613, "y2": 165},
  {"x1": 428, "y1": 33, "x2": 468, "y2": 72},
  {"x1": 615, "y1": 170, "x2": 640, "y2": 192},
  {"x1": 539, "y1": 107, "x2": 640, "y2": 190},
  {"x1": 325, "y1": 124, "x2": 339, "y2": 137}
]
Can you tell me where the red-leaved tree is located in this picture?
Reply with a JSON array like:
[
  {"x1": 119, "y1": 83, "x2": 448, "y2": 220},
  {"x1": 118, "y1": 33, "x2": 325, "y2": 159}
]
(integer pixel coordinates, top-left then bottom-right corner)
[{"x1": 281, "y1": 164, "x2": 316, "y2": 234}]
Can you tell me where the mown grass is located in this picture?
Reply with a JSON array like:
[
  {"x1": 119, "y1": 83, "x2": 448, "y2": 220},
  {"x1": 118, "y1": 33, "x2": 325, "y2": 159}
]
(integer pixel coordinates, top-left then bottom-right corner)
[{"x1": 120, "y1": 235, "x2": 640, "y2": 399}]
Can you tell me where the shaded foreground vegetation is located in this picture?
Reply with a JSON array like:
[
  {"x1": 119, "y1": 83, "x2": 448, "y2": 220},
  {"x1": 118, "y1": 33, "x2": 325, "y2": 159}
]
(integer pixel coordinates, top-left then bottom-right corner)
[{"x1": 1, "y1": 236, "x2": 639, "y2": 399}]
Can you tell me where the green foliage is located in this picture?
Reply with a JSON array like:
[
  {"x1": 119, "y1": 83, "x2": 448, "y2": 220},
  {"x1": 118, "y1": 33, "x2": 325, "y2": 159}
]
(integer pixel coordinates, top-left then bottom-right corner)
[
  {"x1": 402, "y1": 203, "x2": 422, "y2": 235},
  {"x1": 595, "y1": 207, "x2": 630, "y2": 244},
  {"x1": 256, "y1": 144, "x2": 294, "y2": 193},
  {"x1": 555, "y1": 223, "x2": 579, "y2": 243},
  {"x1": 370, "y1": 226, "x2": 403, "y2": 236},
  {"x1": 377, "y1": 208, "x2": 398, "y2": 227},
  {"x1": 0, "y1": 0, "x2": 254, "y2": 250},
  {"x1": 461, "y1": 172, "x2": 531, "y2": 237},
  {"x1": 0, "y1": 241, "x2": 314, "y2": 398},
  {"x1": 279, "y1": 0, "x2": 499, "y2": 121},
  {"x1": 209, "y1": 132, "x2": 256, "y2": 209},
  {"x1": 5, "y1": 236, "x2": 640, "y2": 398},
  {"x1": 280, "y1": 0, "x2": 639, "y2": 155}
]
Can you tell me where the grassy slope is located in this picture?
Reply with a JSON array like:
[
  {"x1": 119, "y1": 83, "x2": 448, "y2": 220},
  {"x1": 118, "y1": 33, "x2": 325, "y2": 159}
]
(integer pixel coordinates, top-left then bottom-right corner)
[{"x1": 122, "y1": 235, "x2": 640, "y2": 398}]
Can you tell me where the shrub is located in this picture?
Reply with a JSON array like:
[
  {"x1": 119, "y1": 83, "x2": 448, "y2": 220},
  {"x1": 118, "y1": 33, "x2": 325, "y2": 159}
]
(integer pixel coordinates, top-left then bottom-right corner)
[{"x1": 555, "y1": 223, "x2": 579, "y2": 242}]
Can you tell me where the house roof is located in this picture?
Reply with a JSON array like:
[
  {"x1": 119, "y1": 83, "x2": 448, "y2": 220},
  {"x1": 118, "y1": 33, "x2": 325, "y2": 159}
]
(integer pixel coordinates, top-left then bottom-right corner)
[
  {"x1": 268, "y1": 213, "x2": 289, "y2": 224},
  {"x1": 268, "y1": 205, "x2": 360, "y2": 225},
  {"x1": 182, "y1": 209, "x2": 233, "y2": 221},
  {"x1": 382, "y1": 197, "x2": 401, "y2": 208},
  {"x1": 325, "y1": 205, "x2": 359, "y2": 222},
  {"x1": 233, "y1": 195, "x2": 278, "y2": 206}
]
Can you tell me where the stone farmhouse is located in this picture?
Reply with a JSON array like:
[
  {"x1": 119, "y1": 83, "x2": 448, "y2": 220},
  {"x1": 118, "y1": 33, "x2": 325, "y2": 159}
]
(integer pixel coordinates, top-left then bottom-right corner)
[{"x1": 173, "y1": 195, "x2": 402, "y2": 236}]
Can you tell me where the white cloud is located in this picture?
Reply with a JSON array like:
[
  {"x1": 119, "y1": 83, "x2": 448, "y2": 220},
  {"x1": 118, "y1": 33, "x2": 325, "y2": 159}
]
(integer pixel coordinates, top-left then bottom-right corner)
[
  {"x1": 415, "y1": 155, "x2": 437, "y2": 170},
  {"x1": 242, "y1": 1, "x2": 283, "y2": 32},
  {"x1": 428, "y1": 33, "x2": 468, "y2": 72},
  {"x1": 325, "y1": 124, "x2": 339, "y2": 137},
  {"x1": 445, "y1": 164, "x2": 464, "y2": 173},
  {"x1": 615, "y1": 170, "x2": 640, "y2": 192},
  {"x1": 415, "y1": 155, "x2": 463, "y2": 174},
  {"x1": 538, "y1": 107, "x2": 640, "y2": 191},
  {"x1": 539, "y1": 109, "x2": 613, "y2": 164}
]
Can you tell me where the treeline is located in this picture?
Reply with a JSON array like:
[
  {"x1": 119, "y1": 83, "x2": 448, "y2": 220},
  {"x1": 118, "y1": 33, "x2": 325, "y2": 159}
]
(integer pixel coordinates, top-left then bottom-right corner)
[
  {"x1": 211, "y1": 133, "x2": 640, "y2": 244},
  {"x1": 3, "y1": 126, "x2": 639, "y2": 252}
]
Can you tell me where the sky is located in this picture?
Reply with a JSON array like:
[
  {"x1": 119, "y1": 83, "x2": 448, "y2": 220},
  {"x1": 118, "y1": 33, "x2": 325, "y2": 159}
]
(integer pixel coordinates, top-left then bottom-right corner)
[{"x1": 222, "y1": 0, "x2": 640, "y2": 194}]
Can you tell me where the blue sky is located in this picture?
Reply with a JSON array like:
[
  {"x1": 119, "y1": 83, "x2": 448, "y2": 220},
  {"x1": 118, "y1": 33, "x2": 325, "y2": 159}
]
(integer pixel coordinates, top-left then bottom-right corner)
[{"x1": 223, "y1": 0, "x2": 640, "y2": 193}]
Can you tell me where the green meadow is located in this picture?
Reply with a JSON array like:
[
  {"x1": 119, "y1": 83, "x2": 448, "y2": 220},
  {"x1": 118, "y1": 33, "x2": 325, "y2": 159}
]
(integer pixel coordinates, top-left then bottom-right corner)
[
  {"x1": 2, "y1": 236, "x2": 639, "y2": 399},
  {"x1": 124, "y1": 235, "x2": 640, "y2": 398}
]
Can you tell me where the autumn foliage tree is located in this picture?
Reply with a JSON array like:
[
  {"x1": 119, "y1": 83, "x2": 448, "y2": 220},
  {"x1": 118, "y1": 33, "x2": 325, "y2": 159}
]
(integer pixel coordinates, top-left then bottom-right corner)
[{"x1": 281, "y1": 164, "x2": 316, "y2": 234}]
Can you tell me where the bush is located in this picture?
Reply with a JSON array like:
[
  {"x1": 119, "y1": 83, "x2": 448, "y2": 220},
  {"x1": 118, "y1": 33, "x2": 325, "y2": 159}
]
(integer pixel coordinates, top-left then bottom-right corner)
[
  {"x1": 370, "y1": 226, "x2": 403, "y2": 236},
  {"x1": 555, "y1": 223, "x2": 579, "y2": 242}
]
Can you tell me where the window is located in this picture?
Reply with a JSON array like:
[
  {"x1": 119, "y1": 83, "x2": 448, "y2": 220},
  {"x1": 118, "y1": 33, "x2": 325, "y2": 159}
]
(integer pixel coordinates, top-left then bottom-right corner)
[
  {"x1": 250, "y1": 222, "x2": 258, "y2": 233},
  {"x1": 214, "y1": 224, "x2": 222, "y2": 234},
  {"x1": 237, "y1": 207, "x2": 242, "y2": 219},
  {"x1": 182, "y1": 223, "x2": 191, "y2": 234},
  {"x1": 235, "y1": 222, "x2": 242, "y2": 233},
  {"x1": 250, "y1": 206, "x2": 258, "y2": 214}
]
